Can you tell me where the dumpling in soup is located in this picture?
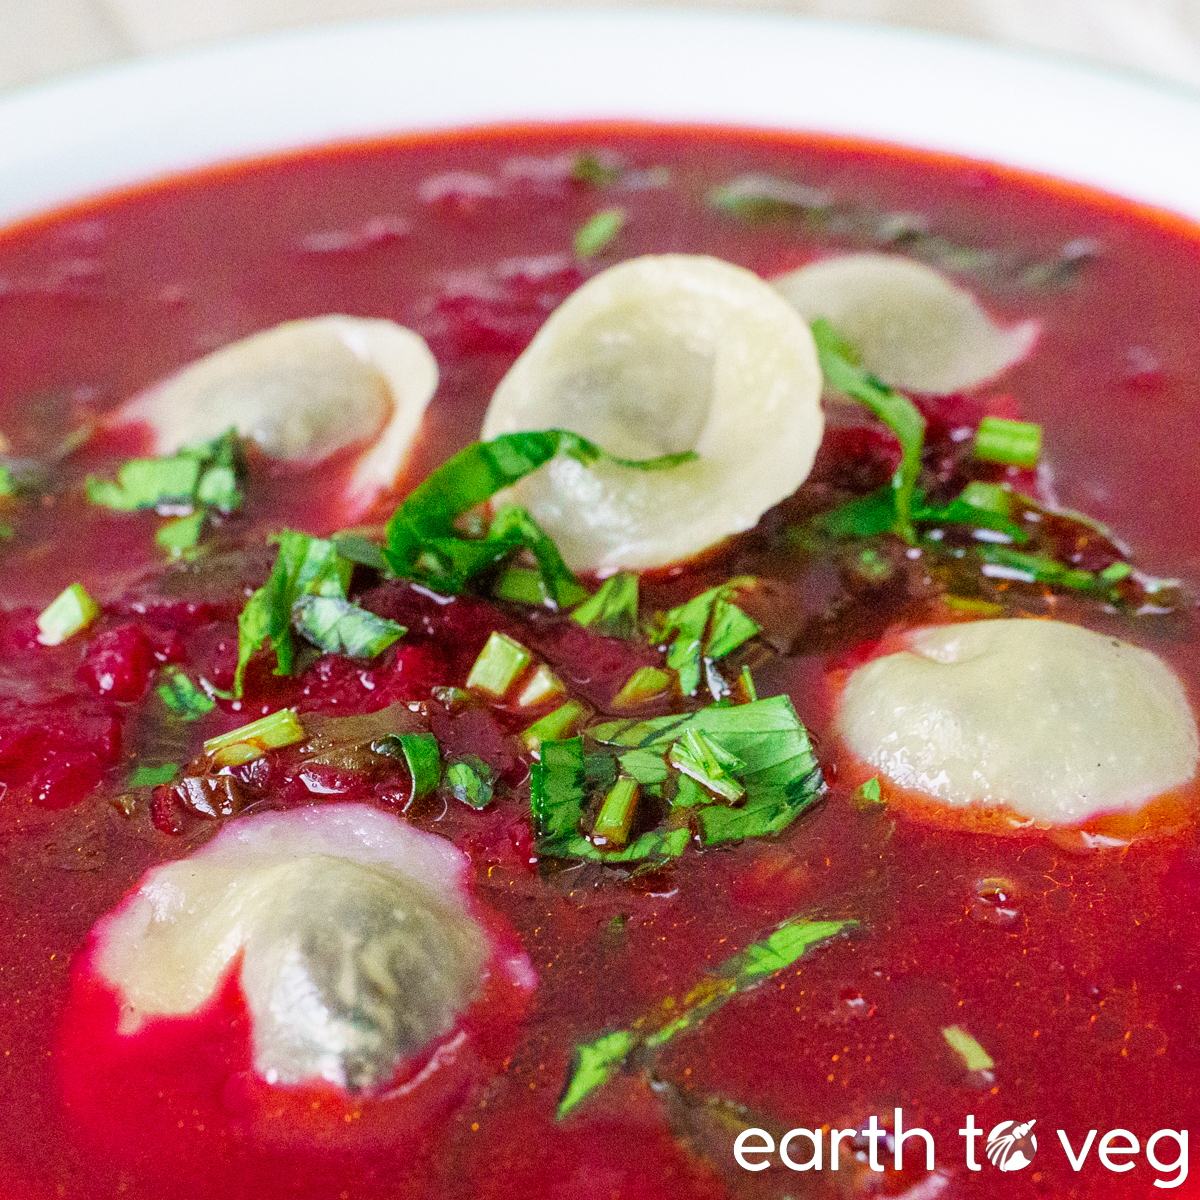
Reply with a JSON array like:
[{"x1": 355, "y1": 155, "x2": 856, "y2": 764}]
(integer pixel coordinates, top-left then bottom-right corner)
[{"x1": 837, "y1": 619, "x2": 1199, "y2": 825}]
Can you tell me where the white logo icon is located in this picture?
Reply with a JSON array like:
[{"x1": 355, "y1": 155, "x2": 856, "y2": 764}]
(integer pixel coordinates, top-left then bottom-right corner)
[{"x1": 986, "y1": 1119, "x2": 1038, "y2": 1171}]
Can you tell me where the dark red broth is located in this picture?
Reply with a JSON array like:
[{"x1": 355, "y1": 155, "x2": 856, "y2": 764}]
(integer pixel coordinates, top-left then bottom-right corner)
[{"x1": 0, "y1": 125, "x2": 1198, "y2": 1200}]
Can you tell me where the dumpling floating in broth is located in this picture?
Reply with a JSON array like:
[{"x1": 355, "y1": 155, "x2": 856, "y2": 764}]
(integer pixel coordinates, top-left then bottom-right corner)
[
  {"x1": 106, "y1": 316, "x2": 439, "y2": 520},
  {"x1": 837, "y1": 619, "x2": 1199, "y2": 826},
  {"x1": 774, "y1": 252, "x2": 1038, "y2": 395},
  {"x1": 481, "y1": 253, "x2": 824, "y2": 573},
  {"x1": 84, "y1": 803, "x2": 531, "y2": 1095}
]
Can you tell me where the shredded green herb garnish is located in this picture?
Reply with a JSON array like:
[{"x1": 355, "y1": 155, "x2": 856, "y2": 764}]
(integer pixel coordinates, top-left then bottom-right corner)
[
  {"x1": 127, "y1": 762, "x2": 179, "y2": 788},
  {"x1": 381, "y1": 431, "x2": 693, "y2": 604},
  {"x1": 236, "y1": 532, "x2": 401, "y2": 697},
  {"x1": 531, "y1": 694, "x2": 823, "y2": 864},
  {"x1": 442, "y1": 756, "x2": 495, "y2": 809},
  {"x1": 574, "y1": 208, "x2": 626, "y2": 258},
  {"x1": 87, "y1": 430, "x2": 245, "y2": 556},
  {"x1": 650, "y1": 577, "x2": 761, "y2": 698},
  {"x1": 570, "y1": 152, "x2": 622, "y2": 187},
  {"x1": 973, "y1": 416, "x2": 1042, "y2": 468},
  {"x1": 708, "y1": 174, "x2": 831, "y2": 223},
  {"x1": 36, "y1": 583, "x2": 99, "y2": 646},
  {"x1": 612, "y1": 665, "x2": 672, "y2": 710},
  {"x1": 571, "y1": 571, "x2": 640, "y2": 639},
  {"x1": 204, "y1": 708, "x2": 304, "y2": 766},
  {"x1": 521, "y1": 700, "x2": 586, "y2": 756},
  {"x1": 811, "y1": 319, "x2": 926, "y2": 544},
  {"x1": 466, "y1": 631, "x2": 533, "y2": 698},
  {"x1": 942, "y1": 1025, "x2": 995, "y2": 1073},
  {"x1": 373, "y1": 731, "x2": 441, "y2": 800},
  {"x1": 156, "y1": 667, "x2": 216, "y2": 720},
  {"x1": 557, "y1": 914, "x2": 857, "y2": 1116},
  {"x1": 291, "y1": 595, "x2": 406, "y2": 660}
]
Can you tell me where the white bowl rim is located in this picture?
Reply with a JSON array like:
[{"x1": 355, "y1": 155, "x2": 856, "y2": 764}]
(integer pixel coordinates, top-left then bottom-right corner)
[{"x1": 0, "y1": 9, "x2": 1199, "y2": 231}]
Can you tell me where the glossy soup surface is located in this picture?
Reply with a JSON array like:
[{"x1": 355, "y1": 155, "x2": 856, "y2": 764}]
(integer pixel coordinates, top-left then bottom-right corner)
[{"x1": 0, "y1": 125, "x2": 1198, "y2": 1200}]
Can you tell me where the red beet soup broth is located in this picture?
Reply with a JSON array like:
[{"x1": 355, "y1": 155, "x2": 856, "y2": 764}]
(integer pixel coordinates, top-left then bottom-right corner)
[{"x1": 0, "y1": 124, "x2": 1197, "y2": 1200}]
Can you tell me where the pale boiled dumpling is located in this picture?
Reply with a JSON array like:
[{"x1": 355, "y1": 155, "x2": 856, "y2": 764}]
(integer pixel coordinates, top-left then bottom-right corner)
[
  {"x1": 838, "y1": 619, "x2": 1199, "y2": 824},
  {"x1": 774, "y1": 253, "x2": 1038, "y2": 395},
  {"x1": 109, "y1": 316, "x2": 438, "y2": 519},
  {"x1": 89, "y1": 804, "x2": 524, "y2": 1094},
  {"x1": 481, "y1": 254, "x2": 824, "y2": 573}
]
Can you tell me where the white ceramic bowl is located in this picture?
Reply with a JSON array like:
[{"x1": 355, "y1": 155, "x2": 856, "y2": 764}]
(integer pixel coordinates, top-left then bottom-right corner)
[{"x1": 1, "y1": 12, "x2": 1199, "y2": 231}]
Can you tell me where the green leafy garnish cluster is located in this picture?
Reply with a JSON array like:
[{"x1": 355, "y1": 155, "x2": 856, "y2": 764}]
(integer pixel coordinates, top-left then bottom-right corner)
[
  {"x1": 571, "y1": 571, "x2": 640, "y2": 639},
  {"x1": 648, "y1": 577, "x2": 762, "y2": 697},
  {"x1": 235, "y1": 531, "x2": 405, "y2": 696},
  {"x1": 382, "y1": 431, "x2": 693, "y2": 608},
  {"x1": 531, "y1": 694, "x2": 823, "y2": 865},
  {"x1": 810, "y1": 319, "x2": 927, "y2": 543},
  {"x1": 557, "y1": 913, "x2": 857, "y2": 1116},
  {"x1": 87, "y1": 430, "x2": 245, "y2": 556}
]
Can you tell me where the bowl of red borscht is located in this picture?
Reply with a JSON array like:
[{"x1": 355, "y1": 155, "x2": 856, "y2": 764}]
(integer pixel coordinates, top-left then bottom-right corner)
[{"x1": 1, "y1": 14, "x2": 1199, "y2": 1200}]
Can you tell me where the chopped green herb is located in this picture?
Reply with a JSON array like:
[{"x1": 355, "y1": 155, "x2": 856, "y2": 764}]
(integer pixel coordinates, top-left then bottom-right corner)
[
  {"x1": 570, "y1": 152, "x2": 622, "y2": 186},
  {"x1": 0, "y1": 465, "x2": 13, "y2": 496},
  {"x1": 558, "y1": 1031, "x2": 636, "y2": 1119},
  {"x1": 611, "y1": 665, "x2": 672, "y2": 710},
  {"x1": 574, "y1": 208, "x2": 626, "y2": 258},
  {"x1": 87, "y1": 455, "x2": 200, "y2": 511},
  {"x1": 521, "y1": 700, "x2": 586, "y2": 756},
  {"x1": 571, "y1": 572, "x2": 640, "y2": 639},
  {"x1": 653, "y1": 577, "x2": 761, "y2": 697},
  {"x1": 36, "y1": 583, "x2": 99, "y2": 646},
  {"x1": 558, "y1": 915, "x2": 856, "y2": 1116},
  {"x1": 591, "y1": 694, "x2": 824, "y2": 848},
  {"x1": 1100, "y1": 561, "x2": 1134, "y2": 584},
  {"x1": 87, "y1": 431, "x2": 245, "y2": 523},
  {"x1": 195, "y1": 464, "x2": 240, "y2": 512},
  {"x1": 617, "y1": 748, "x2": 669, "y2": 786},
  {"x1": 128, "y1": 762, "x2": 179, "y2": 788},
  {"x1": 373, "y1": 731, "x2": 442, "y2": 800},
  {"x1": 974, "y1": 416, "x2": 1042, "y2": 468},
  {"x1": 592, "y1": 776, "x2": 639, "y2": 847},
  {"x1": 708, "y1": 174, "x2": 831, "y2": 223},
  {"x1": 493, "y1": 566, "x2": 551, "y2": 606},
  {"x1": 668, "y1": 728, "x2": 746, "y2": 804},
  {"x1": 517, "y1": 663, "x2": 565, "y2": 707},
  {"x1": 331, "y1": 534, "x2": 393, "y2": 574},
  {"x1": 488, "y1": 505, "x2": 589, "y2": 609},
  {"x1": 534, "y1": 695, "x2": 823, "y2": 865},
  {"x1": 443, "y1": 756, "x2": 494, "y2": 809},
  {"x1": 234, "y1": 531, "x2": 353, "y2": 696},
  {"x1": 466, "y1": 631, "x2": 533, "y2": 698},
  {"x1": 811, "y1": 319, "x2": 926, "y2": 544},
  {"x1": 382, "y1": 431, "x2": 693, "y2": 602},
  {"x1": 942, "y1": 1025, "x2": 995, "y2": 1073},
  {"x1": 204, "y1": 708, "x2": 305, "y2": 767},
  {"x1": 738, "y1": 666, "x2": 757, "y2": 703},
  {"x1": 155, "y1": 510, "x2": 207, "y2": 557},
  {"x1": 291, "y1": 594, "x2": 405, "y2": 659},
  {"x1": 978, "y1": 545, "x2": 1096, "y2": 591},
  {"x1": 157, "y1": 667, "x2": 217, "y2": 720},
  {"x1": 942, "y1": 595, "x2": 1004, "y2": 616},
  {"x1": 855, "y1": 777, "x2": 885, "y2": 810}
]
